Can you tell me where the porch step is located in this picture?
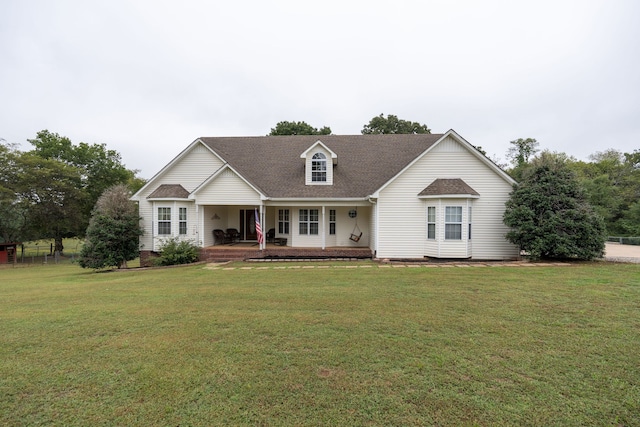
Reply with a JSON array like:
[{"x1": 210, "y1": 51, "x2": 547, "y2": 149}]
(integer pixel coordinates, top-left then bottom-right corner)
[
  {"x1": 200, "y1": 246, "x2": 372, "y2": 262},
  {"x1": 200, "y1": 247, "x2": 261, "y2": 262}
]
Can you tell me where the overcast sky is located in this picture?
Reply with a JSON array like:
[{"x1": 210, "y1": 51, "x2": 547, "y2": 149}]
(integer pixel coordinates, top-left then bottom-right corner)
[{"x1": 2, "y1": 0, "x2": 639, "y2": 178}]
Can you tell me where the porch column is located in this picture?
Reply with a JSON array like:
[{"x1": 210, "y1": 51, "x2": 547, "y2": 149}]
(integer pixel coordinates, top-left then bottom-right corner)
[
  {"x1": 261, "y1": 204, "x2": 265, "y2": 250},
  {"x1": 321, "y1": 206, "x2": 326, "y2": 250}
]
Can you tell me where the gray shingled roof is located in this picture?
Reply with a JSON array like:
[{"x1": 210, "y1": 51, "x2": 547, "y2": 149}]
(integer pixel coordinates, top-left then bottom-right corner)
[
  {"x1": 418, "y1": 178, "x2": 480, "y2": 197},
  {"x1": 199, "y1": 134, "x2": 443, "y2": 198},
  {"x1": 147, "y1": 184, "x2": 190, "y2": 199}
]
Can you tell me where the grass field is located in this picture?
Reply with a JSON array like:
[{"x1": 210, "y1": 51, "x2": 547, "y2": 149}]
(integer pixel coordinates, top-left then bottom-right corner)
[{"x1": 1, "y1": 262, "x2": 639, "y2": 426}]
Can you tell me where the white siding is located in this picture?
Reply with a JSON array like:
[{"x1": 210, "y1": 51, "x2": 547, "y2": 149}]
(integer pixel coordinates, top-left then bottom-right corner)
[
  {"x1": 195, "y1": 169, "x2": 261, "y2": 205},
  {"x1": 376, "y1": 136, "x2": 519, "y2": 260},
  {"x1": 288, "y1": 206, "x2": 370, "y2": 248},
  {"x1": 203, "y1": 205, "x2": 229, "y2": 246},
  {"x1": 333, "y1": 206, "x2": 369, "y2": 247},
  {"x1": 136, "y1": 143, "x2": 223, "y2": 251},
  {"x1": 157, "y1": 144, "x2": 224, "y2": 192}
]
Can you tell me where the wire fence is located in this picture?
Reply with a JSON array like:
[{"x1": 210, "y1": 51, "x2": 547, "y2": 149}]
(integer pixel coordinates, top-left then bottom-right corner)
[
  {"x1": 12, "y1": 243, "x2": 82, "y2": 265},
  {"x1": 607, "y1": 236, "x2": 640, "y2": 246}
]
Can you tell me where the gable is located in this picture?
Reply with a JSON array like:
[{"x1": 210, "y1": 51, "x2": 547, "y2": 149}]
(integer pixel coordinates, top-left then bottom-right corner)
[
  {"x1": 132, "y1": 140, "x2": 225, "y2": 200},
  {"x1": 300, "y1": 140, "x2": 337, "y2": 164},
  {"x1": 373, "y1": 131, "x2": 515, "y2": 197},
  {"x1": 191, "y1": 167, "x2": 262, "y2": 205}
]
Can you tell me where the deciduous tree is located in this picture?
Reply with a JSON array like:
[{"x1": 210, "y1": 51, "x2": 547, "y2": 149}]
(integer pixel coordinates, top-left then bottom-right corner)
[
  {"x1": 506, "y1": 138, "x2": 540, "y2": 181},
  {"x1": 25, "y1": 130, "x2": 141, "y2": 253},
  {"x1": 12, "y1": 152, "x2": 87, "y2": 252},
  {"x1": 0, "y1": 141, "x2": 27, "y2": 242},
  {"x1": 268, "y1": 121, "x2": 331, "y2": 136},
  {"x1": 361, "y1": 114, "x2": 430, "y2": 135}
]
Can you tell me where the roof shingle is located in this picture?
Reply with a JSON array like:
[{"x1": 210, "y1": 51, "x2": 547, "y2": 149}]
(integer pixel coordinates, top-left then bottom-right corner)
[
  {"x1": 199, "y1": 134, "x2": 443, "y2": 198},
  {"x1": 147, "y1": 184, "x2": 190, "y2": 199},
  {"x1": 418, "y1": 178, "x2": 480, "y2": 197}
]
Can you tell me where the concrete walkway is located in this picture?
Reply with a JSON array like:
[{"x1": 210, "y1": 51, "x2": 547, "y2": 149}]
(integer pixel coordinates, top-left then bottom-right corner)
[
  {"x1": 204, "y1": 260, "x2": 571, "y2": 271},
  {"x1": 604, "y1": 242, "x2": 640, "y2": 263},
  {"x1": 203, "y1": 243, "x2": 640, "y2": 270}
]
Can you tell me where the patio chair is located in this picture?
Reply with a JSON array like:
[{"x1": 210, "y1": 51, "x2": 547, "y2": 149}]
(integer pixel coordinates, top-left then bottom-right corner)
[
  {"x1": 226, "y1": 228, "x2": 241, "y2": 243},
  {"x1": 266, "y1": 228, "x2": 275, "y2": 243},
  {"x1": 213, "y1": 229, "x2": 230, "y2": 245}
]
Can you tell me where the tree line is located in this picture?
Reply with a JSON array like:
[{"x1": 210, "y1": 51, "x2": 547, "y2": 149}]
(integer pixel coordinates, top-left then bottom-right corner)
[
  {"x1": 0, "y1": 130, "x2": 144, "y2": 253},
  {"x1": 504, "y1": 137, "x2": 640, "y2": 237}
]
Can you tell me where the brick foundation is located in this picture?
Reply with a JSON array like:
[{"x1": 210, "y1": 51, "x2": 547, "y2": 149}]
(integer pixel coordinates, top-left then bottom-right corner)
[{"x1": 139, "y1": 250, "x2": 160, "y2": 267}]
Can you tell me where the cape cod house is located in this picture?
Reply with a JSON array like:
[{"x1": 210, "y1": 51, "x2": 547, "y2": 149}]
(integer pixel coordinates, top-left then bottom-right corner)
[{"x1": 131, "y1": 130, "x2": 519, "y2": 263}]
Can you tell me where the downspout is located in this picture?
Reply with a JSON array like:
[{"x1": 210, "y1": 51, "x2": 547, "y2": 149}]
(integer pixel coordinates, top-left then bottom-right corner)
[{"x1": 366, "y1": 197, "x2": 377, "y2": 257}]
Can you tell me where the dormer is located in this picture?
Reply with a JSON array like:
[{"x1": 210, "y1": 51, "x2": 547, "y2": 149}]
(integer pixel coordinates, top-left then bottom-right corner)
[{"x1": 300, "y1": 140, "x2": 337, "y2": 185}]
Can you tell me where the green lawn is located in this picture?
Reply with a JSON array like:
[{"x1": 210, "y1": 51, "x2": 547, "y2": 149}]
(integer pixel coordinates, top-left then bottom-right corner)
[{"x1": 1, "y1": 262, "x2": 639, "y2": 426}]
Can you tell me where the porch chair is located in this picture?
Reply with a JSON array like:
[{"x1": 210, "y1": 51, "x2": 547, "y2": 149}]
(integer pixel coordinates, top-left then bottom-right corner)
[
  {"x1": 226, "y1": 228, "x2": 241, "y2": 243},
  {"x1": 213, "y1": 229, "x2": 230, "y2": 245},
  {"x1": 266, "y1": 228, "x2": 275, "y2": 243}
]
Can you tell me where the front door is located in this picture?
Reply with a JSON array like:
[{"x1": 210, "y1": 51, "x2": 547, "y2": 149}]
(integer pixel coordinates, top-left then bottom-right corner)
[{"x1": 240, "y1": 209, "x2": 257, "y2": 241}]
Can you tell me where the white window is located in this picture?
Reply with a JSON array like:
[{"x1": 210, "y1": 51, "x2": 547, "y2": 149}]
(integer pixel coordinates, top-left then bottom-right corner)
[
  {"x1": 427, "y1": 206, "x2": 436, "y2": 239},
  {"x1": 311, "y1": 153, "x2": 327, "y2": 182},
  {"x1": 278, "y1": 209, "x2": 290, "y2": 234},
  {"x1": 445, "y1": 206, "x2": 462, "y2": 240},
  {"x1": 468, "y1": 206, "x2": 472, "y2": 240},
  {"x1": 179, "y1": 207, "x2": 187, "y2": 235},
  {"x1": 158, "y1": 207, "x2": 171, "y2": 235},
  {"x1": 329, "y1": 209, "x2": 336, "y2": 235},
  {"x1": 299, "y1": 209, "x2": 319, "y2": 235}
]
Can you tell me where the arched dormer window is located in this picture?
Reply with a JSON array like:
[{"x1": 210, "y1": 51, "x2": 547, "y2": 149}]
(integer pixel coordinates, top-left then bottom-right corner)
[
  {"x1": 301, "y1": 141, "x2": 335, "y2": 185},
  {"x1": 311, "y1": 153, "x2": 327, "y2": 182}
]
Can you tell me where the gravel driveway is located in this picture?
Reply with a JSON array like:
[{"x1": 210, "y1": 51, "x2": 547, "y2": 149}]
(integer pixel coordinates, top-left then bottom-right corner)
[{"x1": 604, "y1": 242, "x2": 640, "y2": 263}]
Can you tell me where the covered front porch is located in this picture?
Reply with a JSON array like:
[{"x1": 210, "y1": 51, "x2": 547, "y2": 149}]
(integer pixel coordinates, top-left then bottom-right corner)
[{"x1": 199, "y1": 204, "x2": 372, "y2": 250}]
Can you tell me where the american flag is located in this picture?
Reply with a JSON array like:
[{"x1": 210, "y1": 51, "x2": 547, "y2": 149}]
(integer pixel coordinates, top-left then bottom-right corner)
[{"x1": 255, "y1": 208, "x2": 264, "y2": 245}]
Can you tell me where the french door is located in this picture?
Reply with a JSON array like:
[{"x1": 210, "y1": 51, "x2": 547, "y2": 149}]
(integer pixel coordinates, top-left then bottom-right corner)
[{"x1": 239, "y1": 209, "x2": 257, "y2": 241}]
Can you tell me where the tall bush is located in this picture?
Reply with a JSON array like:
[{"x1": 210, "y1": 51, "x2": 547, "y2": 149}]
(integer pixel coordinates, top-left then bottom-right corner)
[
  {"x1": 79, "y1": 185, "x2": 143, "y2": 269},
  {"x1": 503, "y1": 153, "x2": 606, "y2": 260},
  {"x1": 154, "y1": 237, "x2": 200, "y2": 266}
]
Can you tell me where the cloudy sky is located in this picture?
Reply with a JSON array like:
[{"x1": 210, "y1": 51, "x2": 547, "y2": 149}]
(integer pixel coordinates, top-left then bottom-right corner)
[{"x1": 1, "y1": 0, "x2": 639, "y2": 178}]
